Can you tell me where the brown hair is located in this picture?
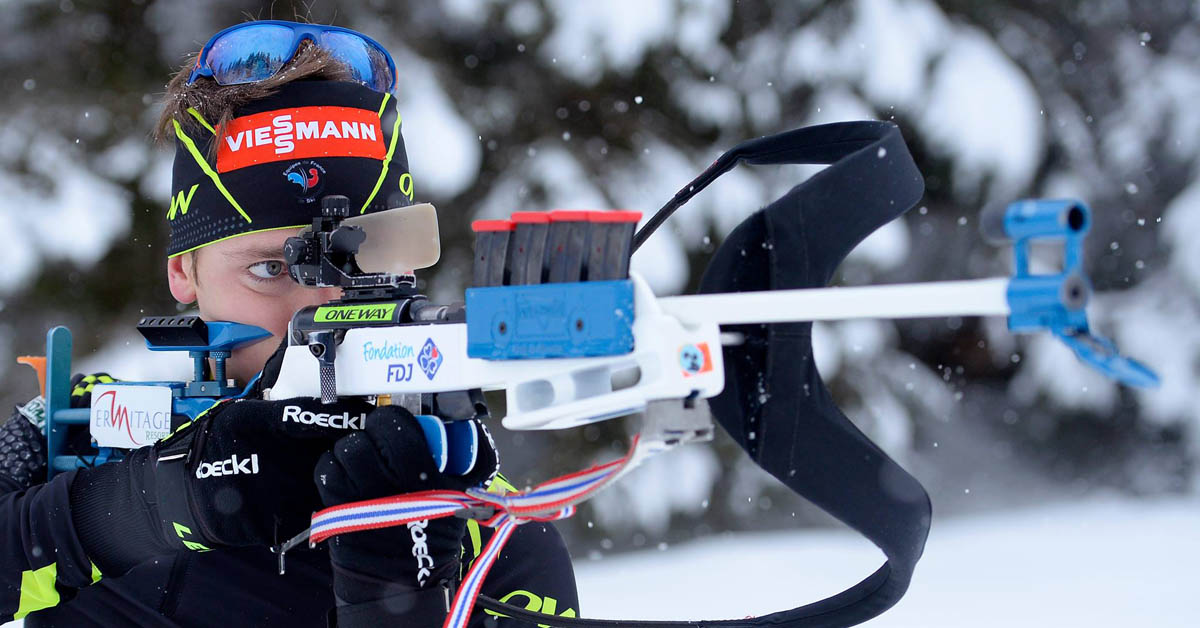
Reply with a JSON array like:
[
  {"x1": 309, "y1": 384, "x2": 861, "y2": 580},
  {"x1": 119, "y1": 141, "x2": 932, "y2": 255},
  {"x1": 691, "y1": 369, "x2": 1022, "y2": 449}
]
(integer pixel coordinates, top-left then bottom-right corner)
[{"x1": 154, "y1": 39, "x2": 355, "y2": 146}]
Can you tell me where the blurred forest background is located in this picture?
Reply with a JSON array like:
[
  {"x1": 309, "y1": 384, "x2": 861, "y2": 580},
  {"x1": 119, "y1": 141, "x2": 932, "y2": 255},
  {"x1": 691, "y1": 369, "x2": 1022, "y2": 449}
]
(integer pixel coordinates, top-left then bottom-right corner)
[{"x1": 1, "y1": 0, "x2": 1197, "y2": 556}]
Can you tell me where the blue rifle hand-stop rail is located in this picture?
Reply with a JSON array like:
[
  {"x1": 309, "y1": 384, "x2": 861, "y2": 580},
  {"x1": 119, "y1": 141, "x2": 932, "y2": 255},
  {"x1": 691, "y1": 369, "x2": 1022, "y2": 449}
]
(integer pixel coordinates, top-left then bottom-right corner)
[
  {"x1": 43, "y1": 320, "x2": 274, "y2": 479},
  {"x1": 989, "y1": 199, "x2": 1159, "y2": 388}
]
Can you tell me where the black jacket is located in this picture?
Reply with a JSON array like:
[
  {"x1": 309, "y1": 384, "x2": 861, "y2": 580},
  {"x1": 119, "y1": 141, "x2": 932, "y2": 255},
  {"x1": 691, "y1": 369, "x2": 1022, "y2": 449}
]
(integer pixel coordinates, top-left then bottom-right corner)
[{"x1": 0, "y1": 413, "x2": 579, "y2": 627}]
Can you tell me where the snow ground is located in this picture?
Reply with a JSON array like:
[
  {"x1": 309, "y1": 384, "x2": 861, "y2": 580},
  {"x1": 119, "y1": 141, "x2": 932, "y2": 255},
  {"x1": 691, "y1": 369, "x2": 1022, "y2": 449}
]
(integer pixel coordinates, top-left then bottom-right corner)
[
  {"x1": 3, "y1": 498, "x2": 1191, "y2": 627},
  {"x1": 576, "y1": 498, "x2": 1199, "y2": 627}
]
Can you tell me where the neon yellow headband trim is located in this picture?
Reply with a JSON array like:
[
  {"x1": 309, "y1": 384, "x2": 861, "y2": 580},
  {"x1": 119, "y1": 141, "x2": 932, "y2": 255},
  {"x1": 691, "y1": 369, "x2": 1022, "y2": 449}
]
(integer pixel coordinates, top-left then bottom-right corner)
[
  {"x1": 360, "y1": 95, "x2": 402, "y2": 214},
  {"x1": 185, "y1": 107, "x2": 217, "y2": 135},
  {"x1": 173, "y1": 120, "x2": 252, "y2": 224}
]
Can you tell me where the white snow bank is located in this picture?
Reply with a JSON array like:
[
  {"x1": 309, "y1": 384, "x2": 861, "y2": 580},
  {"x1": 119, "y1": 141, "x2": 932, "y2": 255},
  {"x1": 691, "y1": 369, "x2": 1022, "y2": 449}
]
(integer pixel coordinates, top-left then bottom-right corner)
[{"x1": 576, "y1": 498, "x2": 1199, "y2": 626}]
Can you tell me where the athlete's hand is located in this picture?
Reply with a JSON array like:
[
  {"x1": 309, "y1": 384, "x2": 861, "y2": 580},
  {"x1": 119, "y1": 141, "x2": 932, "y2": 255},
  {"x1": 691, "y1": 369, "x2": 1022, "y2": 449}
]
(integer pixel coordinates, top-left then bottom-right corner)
[
  {"x1": 68, "y1": 372, "x2": 118, "y2": 409},
  {"x1": 0, "y1": 372, "x2": 115, "y2": 492},
  {"x1": 0, "y1": 402, "x2": 46, "y2": 492},
  {"x1": 314, "y1": 405, "x2": 498, "y2": 622},
  {"x1": 69, "y1": 396, "x2": 373, "y2": 575}
]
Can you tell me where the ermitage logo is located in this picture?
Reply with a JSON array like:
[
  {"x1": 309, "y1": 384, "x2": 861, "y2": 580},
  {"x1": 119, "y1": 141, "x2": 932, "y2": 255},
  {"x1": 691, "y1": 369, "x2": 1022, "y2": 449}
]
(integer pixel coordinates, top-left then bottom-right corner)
[
  {"x1": 408, "y1": 520, "x2": 433, "y2": 587},
  {"x1": 281, "y1": 405, "x2": 366, "y2": 430},
  {"x1": 283, "y1": 161, "x2": 326, "y2": 202},
  {"x1": 195, "y1": 453, "x2": 259, "y2": 479},
  {"x1": 418, "y1": 338, "x2": 443, "y2": 380},
  {"x1": 93, "y1": 389, "x2": 171, "y2": 446}
]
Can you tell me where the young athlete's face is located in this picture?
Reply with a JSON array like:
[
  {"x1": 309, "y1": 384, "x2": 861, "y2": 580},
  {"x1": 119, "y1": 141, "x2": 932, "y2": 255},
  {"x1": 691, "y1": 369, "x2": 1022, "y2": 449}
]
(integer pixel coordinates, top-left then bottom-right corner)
[{"x1": 166, "y1": 229, "x2": 341, "y2": 384}]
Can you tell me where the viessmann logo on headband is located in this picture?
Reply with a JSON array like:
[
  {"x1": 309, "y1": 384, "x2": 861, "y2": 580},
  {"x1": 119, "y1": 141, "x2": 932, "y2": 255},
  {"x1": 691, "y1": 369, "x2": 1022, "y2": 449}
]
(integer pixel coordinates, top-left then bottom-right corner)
[{"x1": 216, "y1": 106, "x2": 386, "y2": 173}]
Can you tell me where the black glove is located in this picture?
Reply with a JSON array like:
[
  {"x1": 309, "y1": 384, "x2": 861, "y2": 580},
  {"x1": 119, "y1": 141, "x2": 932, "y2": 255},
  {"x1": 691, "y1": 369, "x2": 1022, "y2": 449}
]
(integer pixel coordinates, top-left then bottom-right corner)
[
  {"x1": 69, "y1": 372, "x2": 117, "y2": 408},
  {"x1": 314, "y1": 405, "x2": 498, "y2": 623},
  {"x1": 0, "y1": 372, "x2": 115, "y2": 492},
  {"x1": 0, "y1": 404, "x2": 46, "y2": 492},
  {"x1": 70, "y1": 396, "x2": 374, "y2": 574}
]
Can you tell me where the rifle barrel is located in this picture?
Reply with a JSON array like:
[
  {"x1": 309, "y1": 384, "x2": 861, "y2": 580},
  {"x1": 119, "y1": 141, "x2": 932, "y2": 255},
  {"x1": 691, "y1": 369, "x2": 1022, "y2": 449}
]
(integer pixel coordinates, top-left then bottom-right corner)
[{"x1": 658, "y1": 278, "x2": 1012, "y2": 326}]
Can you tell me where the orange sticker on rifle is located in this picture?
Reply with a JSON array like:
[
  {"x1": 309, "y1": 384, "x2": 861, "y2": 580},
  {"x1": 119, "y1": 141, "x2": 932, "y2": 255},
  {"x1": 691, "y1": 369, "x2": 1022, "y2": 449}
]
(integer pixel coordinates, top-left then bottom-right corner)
[{"x1": 678, "y1": 343, "x2": 713, "y2": 377}]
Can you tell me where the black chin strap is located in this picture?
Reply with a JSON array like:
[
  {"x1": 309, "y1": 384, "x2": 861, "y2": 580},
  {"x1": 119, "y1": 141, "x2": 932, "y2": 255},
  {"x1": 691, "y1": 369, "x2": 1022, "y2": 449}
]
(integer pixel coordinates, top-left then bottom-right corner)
[{"x1": 479, "y1": 121, "x2": 931, "y2": 627}]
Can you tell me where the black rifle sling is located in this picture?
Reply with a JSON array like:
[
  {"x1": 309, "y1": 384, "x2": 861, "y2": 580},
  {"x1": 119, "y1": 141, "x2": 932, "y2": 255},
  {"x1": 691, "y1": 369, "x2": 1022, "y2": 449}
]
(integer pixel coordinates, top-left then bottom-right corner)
[{"x1": 478, "y1": 121, "x2": 931, "y2": 628}]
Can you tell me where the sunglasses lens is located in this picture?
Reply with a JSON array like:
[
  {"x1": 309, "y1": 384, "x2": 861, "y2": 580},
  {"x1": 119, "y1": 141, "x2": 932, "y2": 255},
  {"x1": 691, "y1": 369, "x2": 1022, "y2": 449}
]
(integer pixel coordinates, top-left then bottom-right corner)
[
  {"x1": 207, "y1": 24, "x2": 296, "y2": 85},
  {"x1": 321, "y1": 31, "x2": 394, "y2": 92}
]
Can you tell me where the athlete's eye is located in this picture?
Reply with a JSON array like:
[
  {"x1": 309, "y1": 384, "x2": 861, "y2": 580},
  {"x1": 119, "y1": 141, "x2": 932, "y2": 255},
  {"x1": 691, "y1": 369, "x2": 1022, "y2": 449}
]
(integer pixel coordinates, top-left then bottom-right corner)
[{"x1": 248, "y1": 260, "x2": 286, "y2": 280}]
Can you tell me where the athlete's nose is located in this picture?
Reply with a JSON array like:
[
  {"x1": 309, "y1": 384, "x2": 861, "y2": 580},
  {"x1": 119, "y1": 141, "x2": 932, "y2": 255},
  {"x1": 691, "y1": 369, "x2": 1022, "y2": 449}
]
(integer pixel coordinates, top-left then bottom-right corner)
[{"x1": 283, "y1": 285, "x2": 343, "y2": 316}]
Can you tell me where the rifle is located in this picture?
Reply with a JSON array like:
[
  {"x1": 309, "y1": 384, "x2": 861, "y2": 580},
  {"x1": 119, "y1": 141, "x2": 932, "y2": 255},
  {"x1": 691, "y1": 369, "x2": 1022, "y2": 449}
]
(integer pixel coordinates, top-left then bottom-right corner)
[{"x1": 25, "y1": 121, "x2": 1156, "y2": 628}]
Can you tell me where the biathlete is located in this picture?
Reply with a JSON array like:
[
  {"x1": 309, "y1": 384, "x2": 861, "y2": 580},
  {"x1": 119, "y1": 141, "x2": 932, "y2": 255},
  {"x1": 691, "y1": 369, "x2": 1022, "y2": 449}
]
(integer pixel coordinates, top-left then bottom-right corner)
[{"x1": 0, "y1": 20, "x2": 578, "y2": 627}]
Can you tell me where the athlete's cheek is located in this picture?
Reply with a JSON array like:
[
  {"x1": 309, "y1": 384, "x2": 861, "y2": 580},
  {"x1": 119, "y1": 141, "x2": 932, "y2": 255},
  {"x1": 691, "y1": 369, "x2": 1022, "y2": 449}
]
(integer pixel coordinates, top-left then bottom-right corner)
[
  {"x1": 238, "y1": 296, "x2": 295, "y2": 337},
  {"x1": 277, "y1": 283, "x2": 341, "y2": 312}
]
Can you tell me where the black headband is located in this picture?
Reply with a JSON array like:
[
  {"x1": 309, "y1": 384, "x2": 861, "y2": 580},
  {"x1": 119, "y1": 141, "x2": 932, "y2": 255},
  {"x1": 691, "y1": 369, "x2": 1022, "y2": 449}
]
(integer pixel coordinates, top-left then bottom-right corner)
[{"x1": 167, "y1": 81, "x2": 412, "y2": 257}]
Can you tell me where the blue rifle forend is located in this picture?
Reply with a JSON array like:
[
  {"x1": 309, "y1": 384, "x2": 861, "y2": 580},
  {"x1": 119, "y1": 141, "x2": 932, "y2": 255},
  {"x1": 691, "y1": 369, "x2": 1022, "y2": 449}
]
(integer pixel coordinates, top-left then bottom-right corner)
[{"x1": 1000, "y1": 199, "x2": 1159, "y2": 388}]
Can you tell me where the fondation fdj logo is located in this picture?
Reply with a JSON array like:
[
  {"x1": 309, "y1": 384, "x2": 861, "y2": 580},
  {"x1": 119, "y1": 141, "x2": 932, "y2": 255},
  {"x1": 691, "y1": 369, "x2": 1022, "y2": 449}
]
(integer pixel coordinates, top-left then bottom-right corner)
[{"x1": 418, "y1": 338, "x2": 443, "y2": 380}]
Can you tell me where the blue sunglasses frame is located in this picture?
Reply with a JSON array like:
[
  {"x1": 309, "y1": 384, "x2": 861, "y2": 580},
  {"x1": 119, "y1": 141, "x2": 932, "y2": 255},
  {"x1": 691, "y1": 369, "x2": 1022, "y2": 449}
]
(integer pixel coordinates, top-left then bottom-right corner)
[{"x1": 187, "y1": 20, "x2": 397, "y2": 93}]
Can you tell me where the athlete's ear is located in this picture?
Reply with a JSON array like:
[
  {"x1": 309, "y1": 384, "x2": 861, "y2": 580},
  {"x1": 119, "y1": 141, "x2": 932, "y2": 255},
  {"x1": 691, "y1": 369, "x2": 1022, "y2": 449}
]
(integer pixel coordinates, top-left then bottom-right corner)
[{"x1": 166, "y1": 252, "x2": 197, "y2": 304}]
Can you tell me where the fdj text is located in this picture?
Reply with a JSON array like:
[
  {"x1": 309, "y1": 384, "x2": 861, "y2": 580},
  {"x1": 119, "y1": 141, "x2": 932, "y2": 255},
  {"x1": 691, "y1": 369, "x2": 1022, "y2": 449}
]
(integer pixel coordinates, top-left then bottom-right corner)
[{"x1": 387, "y1": 363, "x2": 414, "y2": 383}]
